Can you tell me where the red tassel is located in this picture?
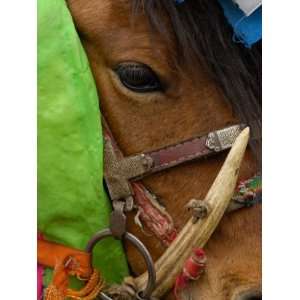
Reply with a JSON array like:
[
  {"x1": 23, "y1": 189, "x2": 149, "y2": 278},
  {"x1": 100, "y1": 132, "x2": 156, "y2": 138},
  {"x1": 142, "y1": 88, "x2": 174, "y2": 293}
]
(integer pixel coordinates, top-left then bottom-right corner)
[{"x1": 174, "y1": 248, "x2": 206, "y2": 300}]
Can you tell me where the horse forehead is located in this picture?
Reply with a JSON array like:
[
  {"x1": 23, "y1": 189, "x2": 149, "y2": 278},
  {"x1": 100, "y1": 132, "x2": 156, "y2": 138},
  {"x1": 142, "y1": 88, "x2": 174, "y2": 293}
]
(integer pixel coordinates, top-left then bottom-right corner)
[
  {"x1": 69, "y1": 1, "x2": 144, "y2": 40},
  {"x1": 68, "y1": 0, "x2": 173, "y2": 56},
  {"x1": 68, "y1": 0, "x2": 131, "y2": 31}
]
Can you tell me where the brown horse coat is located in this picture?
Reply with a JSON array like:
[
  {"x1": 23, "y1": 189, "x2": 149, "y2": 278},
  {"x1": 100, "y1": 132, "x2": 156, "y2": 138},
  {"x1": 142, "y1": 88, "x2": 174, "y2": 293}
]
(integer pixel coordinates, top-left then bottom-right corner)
[{"x1": 67, "y1": 1, "x2": 261, "y2": 299}]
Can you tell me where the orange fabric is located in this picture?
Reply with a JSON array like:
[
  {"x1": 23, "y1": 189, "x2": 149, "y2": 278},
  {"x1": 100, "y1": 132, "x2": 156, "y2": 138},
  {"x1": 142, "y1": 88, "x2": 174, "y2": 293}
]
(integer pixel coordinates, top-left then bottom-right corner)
[
  {"x1": 38, "y1": 239, "x2": 92, "y2": 279},
  {"x1": 39, "y1": 239, "x2": 105, "y2": 300},
  {"x1": 44, "y1": 261, "x2": 69, "y2": 300}
]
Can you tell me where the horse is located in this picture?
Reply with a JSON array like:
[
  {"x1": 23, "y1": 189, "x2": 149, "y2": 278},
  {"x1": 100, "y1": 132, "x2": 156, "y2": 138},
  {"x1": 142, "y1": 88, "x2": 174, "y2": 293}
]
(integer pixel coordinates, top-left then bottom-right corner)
[{"x1": 67, "y1": 0, "x2": 262, "y2": 299}]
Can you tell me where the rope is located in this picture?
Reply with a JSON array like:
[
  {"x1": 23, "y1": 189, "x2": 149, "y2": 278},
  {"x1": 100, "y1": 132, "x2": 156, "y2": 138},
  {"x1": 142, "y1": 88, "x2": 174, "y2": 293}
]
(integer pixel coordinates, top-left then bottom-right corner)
[
  {"x1": 44, "y1": 284, "x2": 65, "y2": 300},
  {"x1": 66, "y1": 269, "x2": 105, "y2": 299},
  {"x1": 44, "y1": 266, "x2": 105, "y2": 300}
]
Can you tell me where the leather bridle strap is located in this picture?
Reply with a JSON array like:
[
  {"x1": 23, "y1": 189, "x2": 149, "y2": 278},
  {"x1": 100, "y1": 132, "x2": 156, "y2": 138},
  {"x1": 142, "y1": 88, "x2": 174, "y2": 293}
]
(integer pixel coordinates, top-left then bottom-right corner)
[
  {"x1": 103, "y1": 117, "x2": 245, "y2": 202},
  {"x1": 102, "y1": 117, "x2": 246, "y2": 245},
  {"x1": 144, "y1": 124, "x2": 245, "y2": 175}
]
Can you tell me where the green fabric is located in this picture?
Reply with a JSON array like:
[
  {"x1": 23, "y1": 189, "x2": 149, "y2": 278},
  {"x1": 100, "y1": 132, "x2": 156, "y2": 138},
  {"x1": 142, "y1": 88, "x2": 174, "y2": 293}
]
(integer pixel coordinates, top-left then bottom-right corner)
[{"x1": 38, "y1": 0, "x2": 128, "y2": 285}]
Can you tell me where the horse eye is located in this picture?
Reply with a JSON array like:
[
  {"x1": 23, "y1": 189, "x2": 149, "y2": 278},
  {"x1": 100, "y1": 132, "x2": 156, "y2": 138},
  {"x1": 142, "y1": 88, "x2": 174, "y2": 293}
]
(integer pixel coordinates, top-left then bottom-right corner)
[{"x1": 114, "y1": 63, "x2": 162, "y2": 93}]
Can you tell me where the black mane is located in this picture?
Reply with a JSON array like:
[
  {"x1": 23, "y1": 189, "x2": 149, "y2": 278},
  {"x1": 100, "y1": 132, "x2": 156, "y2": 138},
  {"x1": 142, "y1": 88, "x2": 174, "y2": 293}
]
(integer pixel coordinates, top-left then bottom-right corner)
[{"x1": 132, "y1": 0, "x2": 261, "y2": 165}]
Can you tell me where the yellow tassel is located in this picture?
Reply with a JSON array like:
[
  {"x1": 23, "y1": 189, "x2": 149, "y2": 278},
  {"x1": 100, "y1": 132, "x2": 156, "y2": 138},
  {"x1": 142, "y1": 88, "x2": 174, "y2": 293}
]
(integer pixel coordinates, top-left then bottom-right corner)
[
  {"x1": 44, "y1": 269, "x2": 104, "y2": 300},
  {"x1": 44, "y1": 284, "x2": 65, "y2": 300},
  {"x1": 66, "y1": 269, "x2": 105, "y2": 300}
]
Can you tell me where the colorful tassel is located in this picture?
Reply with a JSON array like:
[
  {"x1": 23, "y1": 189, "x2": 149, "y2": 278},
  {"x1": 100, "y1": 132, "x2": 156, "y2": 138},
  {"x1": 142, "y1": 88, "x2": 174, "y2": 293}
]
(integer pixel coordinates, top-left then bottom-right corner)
[{"x1": 232, "y1": 174, "x2": 262, "y2": 206}]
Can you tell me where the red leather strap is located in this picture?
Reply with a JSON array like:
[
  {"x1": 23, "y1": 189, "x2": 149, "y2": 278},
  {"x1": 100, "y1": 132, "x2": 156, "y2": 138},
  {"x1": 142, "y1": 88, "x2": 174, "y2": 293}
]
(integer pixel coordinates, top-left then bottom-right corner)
[
  {"x1": 132, "y1": 182, "x2": 177, "y2": 246},
  {"x1": 145, "y1": 135, "x2": 212, "y2": 174},
  {"x1": 143, "y1": 124, "x2": 244, "y2": 175},
  {"x1": 102, "y1": 117, "x2": 243, "y2": 180}
]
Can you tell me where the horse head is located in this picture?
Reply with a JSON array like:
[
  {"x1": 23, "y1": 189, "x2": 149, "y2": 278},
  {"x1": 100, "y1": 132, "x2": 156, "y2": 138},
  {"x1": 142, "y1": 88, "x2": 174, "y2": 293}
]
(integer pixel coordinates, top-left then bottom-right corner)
[{"x1": 67, "y1": 1, "x2": 261, "y2": 299}]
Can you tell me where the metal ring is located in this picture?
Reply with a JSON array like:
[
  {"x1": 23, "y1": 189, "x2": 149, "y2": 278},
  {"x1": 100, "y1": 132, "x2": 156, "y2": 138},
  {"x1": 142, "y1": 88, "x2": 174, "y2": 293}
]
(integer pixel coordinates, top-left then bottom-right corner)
[{"x1": 86, "y1": 229, "x2": 156, "y2": 300}]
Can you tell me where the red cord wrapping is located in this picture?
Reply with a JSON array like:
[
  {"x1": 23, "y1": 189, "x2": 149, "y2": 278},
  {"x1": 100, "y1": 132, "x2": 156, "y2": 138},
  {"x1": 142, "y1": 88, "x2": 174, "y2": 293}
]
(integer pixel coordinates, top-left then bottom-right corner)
[{"x1": 174, "y1": 248, "x2": 206, "y2": 300}]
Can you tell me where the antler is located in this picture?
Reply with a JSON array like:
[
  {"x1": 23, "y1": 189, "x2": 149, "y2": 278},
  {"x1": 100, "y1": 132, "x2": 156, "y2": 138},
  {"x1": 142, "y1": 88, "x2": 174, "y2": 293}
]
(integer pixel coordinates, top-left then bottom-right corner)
[{"x1": 132, "y1": 127, "x2": 250, "y2": 298}]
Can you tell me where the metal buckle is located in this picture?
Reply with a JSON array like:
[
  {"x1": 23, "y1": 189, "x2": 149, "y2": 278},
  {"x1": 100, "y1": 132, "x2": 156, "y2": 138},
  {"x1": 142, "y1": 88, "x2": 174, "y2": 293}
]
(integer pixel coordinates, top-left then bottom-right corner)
[
  {"x1": 85, "y1": 229, "x2": 156, "y2": 300},
  {"x1": 206, "y1": 124, "x2": 242, "y2": 152},
  {"x1": 110, "y1": 201, "x2": 127, "y2": 238}
]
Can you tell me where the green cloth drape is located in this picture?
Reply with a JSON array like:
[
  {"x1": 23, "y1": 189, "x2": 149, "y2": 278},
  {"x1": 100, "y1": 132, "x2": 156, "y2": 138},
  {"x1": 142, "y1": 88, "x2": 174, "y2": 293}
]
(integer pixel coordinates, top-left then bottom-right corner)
[{"x1": 38, "y1": 0, "x2": 128, "y2": 285}]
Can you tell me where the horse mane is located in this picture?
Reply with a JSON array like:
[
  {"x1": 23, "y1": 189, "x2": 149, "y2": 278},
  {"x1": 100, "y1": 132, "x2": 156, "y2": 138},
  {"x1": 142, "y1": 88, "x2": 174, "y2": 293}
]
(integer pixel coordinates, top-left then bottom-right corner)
[{"x1": 132, "y1": 0, "x2": 261, "y2": 166}]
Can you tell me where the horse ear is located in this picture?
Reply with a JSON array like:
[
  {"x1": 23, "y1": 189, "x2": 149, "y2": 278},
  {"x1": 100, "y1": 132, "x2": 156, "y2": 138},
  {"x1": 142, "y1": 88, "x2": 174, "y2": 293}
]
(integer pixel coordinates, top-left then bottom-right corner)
[{"x1": 132, "y1": 127, "x2": 250, "y2": 298}]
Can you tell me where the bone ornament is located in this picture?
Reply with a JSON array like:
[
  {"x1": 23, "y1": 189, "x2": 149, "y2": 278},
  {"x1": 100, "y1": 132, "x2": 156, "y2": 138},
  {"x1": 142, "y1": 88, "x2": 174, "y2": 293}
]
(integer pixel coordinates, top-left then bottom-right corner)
[{"x1": 130, "y1": 127, "x2": 250, "y2": 298}]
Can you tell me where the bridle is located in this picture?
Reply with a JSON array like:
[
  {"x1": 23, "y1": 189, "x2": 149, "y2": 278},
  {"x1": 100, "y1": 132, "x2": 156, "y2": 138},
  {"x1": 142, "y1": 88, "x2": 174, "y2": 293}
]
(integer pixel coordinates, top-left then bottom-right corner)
[{"x1": 85, "y1": 117, "x2": 261, "y2": 300}]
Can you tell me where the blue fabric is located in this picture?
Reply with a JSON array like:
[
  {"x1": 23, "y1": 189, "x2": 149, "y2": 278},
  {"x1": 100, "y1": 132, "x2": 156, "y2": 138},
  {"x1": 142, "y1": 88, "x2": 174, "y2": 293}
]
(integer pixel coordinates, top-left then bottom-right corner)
[{"x1": 218, "y1": 0, "x2": 262, "y2": 48}]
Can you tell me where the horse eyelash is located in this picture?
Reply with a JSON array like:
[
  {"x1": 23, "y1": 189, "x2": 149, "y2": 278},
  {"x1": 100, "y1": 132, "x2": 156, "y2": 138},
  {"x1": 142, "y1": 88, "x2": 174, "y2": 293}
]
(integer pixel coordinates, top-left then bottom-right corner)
[
  {"x1": 121, "y1": 65, "x2": 147, "y2": 81},
  {"x1": 114, "y1": 63, "x2": 163, "y2": 92}
]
